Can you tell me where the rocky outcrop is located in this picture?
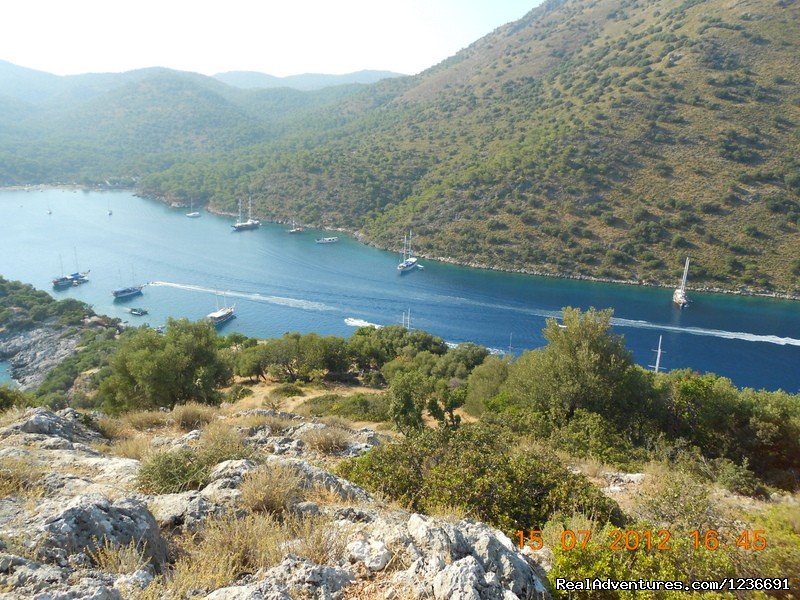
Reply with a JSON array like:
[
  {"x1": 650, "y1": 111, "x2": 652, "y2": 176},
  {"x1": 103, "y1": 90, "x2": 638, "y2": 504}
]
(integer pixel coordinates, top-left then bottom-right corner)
[
  {"x1": 0, "y1": 324, "x2": 82, "y2": 390},
  {"x1": 0, "y1": 407, "x2": 103, "y2": 445},
  {"x1": 4, "y1": 494, "x2": 167, "y2": 570},
  {"x1": 0, "y1": 404, "x2": 551, "y2": 599},
  {"x1": 204, "y1": 556, "x2": 354, "y2": 599}
]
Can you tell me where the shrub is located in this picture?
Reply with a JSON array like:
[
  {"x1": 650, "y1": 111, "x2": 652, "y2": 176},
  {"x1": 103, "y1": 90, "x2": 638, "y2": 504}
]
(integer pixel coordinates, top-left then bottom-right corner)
[
  {"x1": 713, "y1": 458, "x2": 762, "y2": 497},
  {"x1": 271, "y1": 383, "x2": 305, "y2": 398},
  {"x1": 301, "y1": 427, "x2": 351, "y2": 455},
  {"x1": 136, "y1": 425, "x2": 253, "y2": 494},
  {"x1": 240, "y1": 464, "x2": 305, "y2": 516},
  {"x1": 337, "y1": 423, "x2": 622, "y2": 533},
  {"x1": 171, "y1": 402, "x2": 218, "y2": 431}
]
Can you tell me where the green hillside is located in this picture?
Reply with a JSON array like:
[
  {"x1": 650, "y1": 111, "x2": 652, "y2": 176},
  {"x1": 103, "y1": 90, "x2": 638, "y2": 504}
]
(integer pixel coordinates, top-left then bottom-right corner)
[
  {"x1": 140, "y1": 0, "x2": 800, "y2": 294},
  {"x1": 0, "y1": 67, "x2": 368, "y2": 184},
  {"x1": 2, "y1": 0, "x2": 799, "y2": 293}
]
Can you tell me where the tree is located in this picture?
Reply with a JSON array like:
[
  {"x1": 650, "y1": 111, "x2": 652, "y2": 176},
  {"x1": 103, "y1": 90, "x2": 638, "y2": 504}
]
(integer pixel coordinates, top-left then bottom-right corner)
[
  {"x1": 465, "y1": 355, "x2": 510, "y2": 415},
  {"x1": 499, "y1": 307, "x2": 645, "y2": 429},
  {"x1": 98, "y1": 319, "x2": 233, "y2": 412},
  {"x1": 387, "y1": 370, "x2": 433, "y2": 434}
]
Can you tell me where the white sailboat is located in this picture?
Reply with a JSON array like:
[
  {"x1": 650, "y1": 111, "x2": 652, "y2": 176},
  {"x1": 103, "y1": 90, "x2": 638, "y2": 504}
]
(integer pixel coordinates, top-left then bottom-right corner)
[
  {"x1": 397, "y1": 231, "x2": 419, "y2": 272},
  {"x1": 186, "y1": 199, "x2": 200, "y2": 218},
  {"x1": 287, "y1": 219, "x2": 303, "y2": 233},
  {"x1": 673, "y1": 257, "x2": 690, "y2": 307},
  {"x1": 207, "y1": 293, "x2": 236, "y2": 326},
  {"x1": 232, "y1": 196, "x2": 260, "y2": 231}
]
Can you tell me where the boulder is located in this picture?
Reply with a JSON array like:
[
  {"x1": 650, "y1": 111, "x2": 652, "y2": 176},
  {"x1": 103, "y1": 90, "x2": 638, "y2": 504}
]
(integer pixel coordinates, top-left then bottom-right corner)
[
  {"x1": 203, "y1": 555, "x2": 353, "y2": 600},
  {"x1": 0, "y1": 552, "x2": 121, "y2": 599},
  {"x1": 148, "y1": 491, "x2": 227, "y2": 531},
  {"x1": 0, "y1": 408, "x2": 103, "y2": 445},
  {"x1": 19, "y1": 494, "x2": 167, "y2": 570}
]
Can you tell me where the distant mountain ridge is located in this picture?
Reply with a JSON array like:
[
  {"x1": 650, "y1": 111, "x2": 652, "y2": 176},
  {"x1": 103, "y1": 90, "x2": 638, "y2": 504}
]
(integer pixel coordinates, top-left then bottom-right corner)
[
  {"x1": 1, "y1": 0, "x2": 800, "y2": 293},
  {"x1": 213, "y1": 69, "x2": 405, "y2": 90}
]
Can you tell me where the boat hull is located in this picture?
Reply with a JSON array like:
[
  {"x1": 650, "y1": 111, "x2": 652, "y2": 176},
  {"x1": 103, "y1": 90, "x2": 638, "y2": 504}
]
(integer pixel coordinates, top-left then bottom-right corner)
[{"x1": 113, "y1": 287, "x2": 143, "y2": 299}]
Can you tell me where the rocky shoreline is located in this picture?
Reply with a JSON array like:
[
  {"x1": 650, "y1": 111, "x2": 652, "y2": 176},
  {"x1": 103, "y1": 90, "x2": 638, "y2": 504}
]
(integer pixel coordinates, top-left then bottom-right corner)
[
  {"x1": 7, "y1": 185, "x2": 798, "y2": 302},
  {"x1": 0, "y1": 323, "x2": 82, "y2": 390},
  {"x1": 173, "y1": 194, "x2": 800, "y2": 303}
]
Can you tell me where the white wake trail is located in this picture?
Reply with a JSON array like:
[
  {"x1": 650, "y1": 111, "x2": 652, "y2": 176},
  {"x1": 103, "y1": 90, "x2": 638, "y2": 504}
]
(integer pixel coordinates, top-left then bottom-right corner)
[
  {"x1": 344, "y1": 317, "x2": 382, "y2": 328},
  {"x1": 149, "y1": 281, "x2": 336, "y2": 312},
  {"x1": 611, "y1": 317, "x2": 800, "y2": 346}
]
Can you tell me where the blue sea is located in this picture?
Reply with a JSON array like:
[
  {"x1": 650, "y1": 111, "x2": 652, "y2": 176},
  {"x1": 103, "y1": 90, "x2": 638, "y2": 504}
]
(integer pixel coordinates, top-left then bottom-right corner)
[{"x1": 0, "y1": 188, "x2": 798, "y2": 392}]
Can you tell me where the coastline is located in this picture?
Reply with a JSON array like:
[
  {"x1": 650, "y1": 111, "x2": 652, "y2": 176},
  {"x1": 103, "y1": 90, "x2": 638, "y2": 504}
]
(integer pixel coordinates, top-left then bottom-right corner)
[
  {"x1": 6, "y1": 185, "x2": 799, "y2": 302},
  {"x1": 195, "y1": 200, "x2": 800, "y2": 303}
]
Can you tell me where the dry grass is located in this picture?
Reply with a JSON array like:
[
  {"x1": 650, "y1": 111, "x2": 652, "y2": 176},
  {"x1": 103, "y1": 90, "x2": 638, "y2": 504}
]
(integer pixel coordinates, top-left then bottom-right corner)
[
  {"x1": 135, "y1": 513, "x2": 349, "y2": 597},
  {"x1": 425, "y1": 502, "x2": 470, "y2": 523},
  {"x1": 240, "y1": 463, "x2": 305, "y2": 516},
  {"x1": 122, "y1": 410, "x2": 170, "y2": 431},
  {"x1": 0, "y1": 456, "x2": 44, "y2": 498},
  {"x1": 301, "y1": 427, "x2": 351, "y2": 455},
  {"x1": 88, "y1": 538, "x2": 150, "y2": 574},
  {"x1": 171, "y1": 402, "x2": 219, "y2": 432},
  {"x1": 0, "y1": 406, "x2": 26, "y2": 427},
  {"x1": 109, "y1": 435, "x2": 153, "y2": 461},
  {"x1": 93, "y1": 416, "x2": 133, "y2": 441},
  {"x1": 320, "y1": 415, "x2": 353, "y2": 431},
  {"x1": 291, "y1": 515, "x2": 350, "y2": 566}
]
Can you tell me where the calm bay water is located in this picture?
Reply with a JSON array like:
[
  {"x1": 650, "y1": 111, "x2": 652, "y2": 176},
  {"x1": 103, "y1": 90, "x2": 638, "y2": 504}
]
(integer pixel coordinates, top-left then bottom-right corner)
[{"x1": 0, "y1": 188, "x2": 798, "y2": 392}]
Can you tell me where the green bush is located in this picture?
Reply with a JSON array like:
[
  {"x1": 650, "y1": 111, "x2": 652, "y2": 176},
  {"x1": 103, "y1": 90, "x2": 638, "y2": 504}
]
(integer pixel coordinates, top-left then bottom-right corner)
[
  {"x1": 300, "y1": 392, "x2": 389, "y2": 422},
  {"x1": 136, "y1": 426, "x2": 253, "y2": 494},
  {"x1": 336, "y1": 423, "x2": 622, "y2": 532}
]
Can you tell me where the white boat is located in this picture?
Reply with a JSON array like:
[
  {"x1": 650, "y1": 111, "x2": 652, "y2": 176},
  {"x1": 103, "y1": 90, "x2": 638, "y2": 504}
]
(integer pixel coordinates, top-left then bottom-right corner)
[
  {"x1": 232, "y1": 197, "x2": 260, "y2": 231},
  {"x1": 397, "y1": 231, "x2": 419, "y2": 272},
  {"x1": 287, "y1": 220, "x2": 304, "y2": 233},
  {"x1": 673, "y1": 257, "x2": 690, "y2": 307},
  {"x1": 112, "y1": 285, "x2": 144, "y2": 299},
  {"x1": 315, "y1": 236, "x2": 338, "y2": 244},
  {"x1": 207, "y1": 305, "x2": 236, "y2": 326},
  {"x1": 186, "y1": 199, "x2": 200, "y2": 218}
]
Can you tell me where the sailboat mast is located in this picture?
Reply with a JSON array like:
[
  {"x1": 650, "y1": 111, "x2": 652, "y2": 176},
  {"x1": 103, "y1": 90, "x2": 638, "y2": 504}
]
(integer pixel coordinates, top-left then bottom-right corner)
[
  {"x1": 680, "y1": 257, "x2": 690, "y2": 292},
  {"x1": 654, "y1": 335, "x2": 662, "y2": 373},
  {"x1": 649, "y1": 335, "x2": 664, "y2": 373}
]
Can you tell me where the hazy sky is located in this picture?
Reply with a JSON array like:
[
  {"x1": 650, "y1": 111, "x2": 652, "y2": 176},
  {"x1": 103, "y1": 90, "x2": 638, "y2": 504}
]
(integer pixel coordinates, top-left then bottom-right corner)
[{"x1": 1, "y1": 0, "x2": 539, "y2": 77}]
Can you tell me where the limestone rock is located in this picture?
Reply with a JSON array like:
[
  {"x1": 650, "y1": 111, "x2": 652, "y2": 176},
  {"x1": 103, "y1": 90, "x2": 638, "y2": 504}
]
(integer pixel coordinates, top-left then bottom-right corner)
[
  {"x1": 203, "y1": 555, "x2": 353, "y2": 600},
  {"x1": 0, "y1": 408, "x2": 103, "y2": 445},
  {"x1": 18, "y1": 494, "x2": 167, "y2": 569},
  {"x1": 148, "y1": 491, "x2": 226, "y2": 531}
]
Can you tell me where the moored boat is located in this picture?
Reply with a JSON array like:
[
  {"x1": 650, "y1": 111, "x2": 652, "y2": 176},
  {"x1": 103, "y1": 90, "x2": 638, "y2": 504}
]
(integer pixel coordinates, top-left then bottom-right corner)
[
  {"x1": 207, "y1": 305, "x2": 236, "y2": 326},
  {"x1": 113, "y1": 285, "x2": 144, "y2": 299},
  {"x1": 673, "y1": 257, "x2": 690, "y2": 307},
  {"x1": 397, "y1": 231, "x2": 420, "y2": 273},
  {"x1": 315, "y1": 237, "x2": 339, "y2": 244},
  {"x1": 232, "y1": 197, "x2": 260, "y2": 231},
  {"x1": 129, "y1": 307, "x2": 148, "y2": 316},
  {"x1": 52, "y1": 271, "x2": 89, "y2": 288}
]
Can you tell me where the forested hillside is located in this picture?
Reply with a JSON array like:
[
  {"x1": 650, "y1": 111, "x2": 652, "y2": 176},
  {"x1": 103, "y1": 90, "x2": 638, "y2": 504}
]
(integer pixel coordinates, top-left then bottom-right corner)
[
  {"x1": 140, "y1": 0, "x2": 800, "y2": 293},
  {"x1": 2, "y1": 0, "x2": 799, "y2": 292},
  {"x1": 0, "y1": 65, "x2": 369, "y2": 184}
]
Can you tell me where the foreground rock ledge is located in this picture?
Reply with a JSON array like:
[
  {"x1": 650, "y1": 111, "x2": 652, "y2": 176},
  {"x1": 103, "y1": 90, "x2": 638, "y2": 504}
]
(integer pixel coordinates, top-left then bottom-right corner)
[{"x1": 0, "y1": 408, "x2": 552, "y2": 599}]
